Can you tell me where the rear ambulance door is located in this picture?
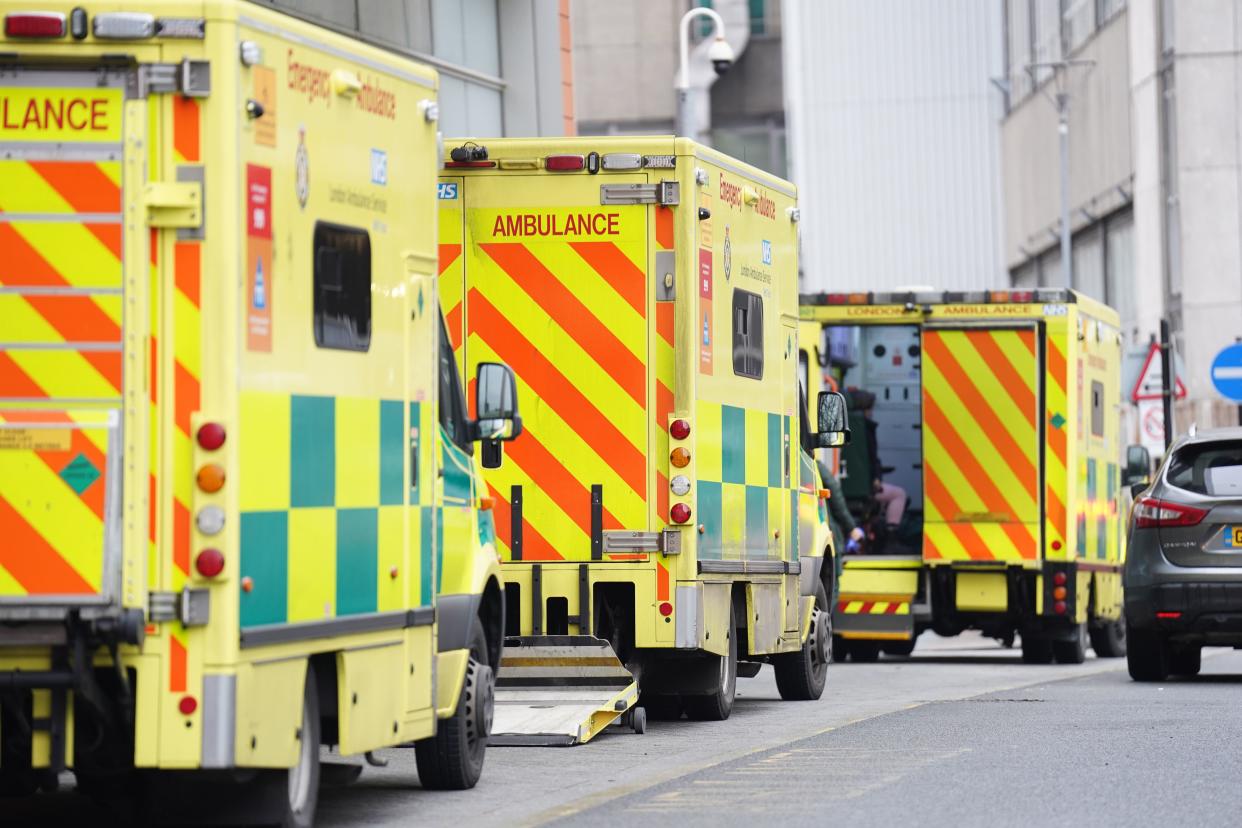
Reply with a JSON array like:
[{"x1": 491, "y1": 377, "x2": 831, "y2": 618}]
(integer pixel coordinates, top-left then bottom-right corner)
[
  {"x1": 920, "y1": 325, "x2": 1043, "y2": 564},
  {"x1": 460, "y1": 172, "x2": 650, "y2": 562},
  {"x1": 0, "y1": 68, "x2": 143, "y2": 611}
]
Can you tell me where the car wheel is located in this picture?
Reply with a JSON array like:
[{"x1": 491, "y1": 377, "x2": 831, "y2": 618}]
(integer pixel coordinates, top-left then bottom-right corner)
[
  {"x1": 1169, "y1": 644, "x2": 1202, "y2": 677},
  {"x1": 683, "y1": 602, "x2": 738, "y2": 721},
  {"x1": 415, "y1": 619, "x2": 493, "y2": 790},
  {"x1": 1021, "y1": 635, "x2": 1053, "y2": 664},
  {"x1": 1052, "y1": 623, "x2": 1087, "y2": 665},
  {"x1": 1126, "y1": 623, "x2": 1170, "y2": 681},
  {"x1": 259, "y1": 664, "x2": 320, "y2": 828},
  {"x1": 1089, "y1": 619, "x2": 1127, "y2": 658},
  {"x1": 773, "y1": 581, "x2": 831, "y2": 701}
]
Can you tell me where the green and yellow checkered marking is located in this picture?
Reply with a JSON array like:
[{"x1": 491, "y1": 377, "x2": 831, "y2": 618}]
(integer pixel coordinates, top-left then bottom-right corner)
[{"x1": 695, "y1": 401, "x2": 793, "y2": 562}]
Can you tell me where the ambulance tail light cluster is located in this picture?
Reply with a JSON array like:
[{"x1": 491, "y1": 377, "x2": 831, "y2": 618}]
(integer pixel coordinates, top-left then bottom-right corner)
[
  {"x1": 1134, "y1": 497, "x2": 1208, "y2": 528},
  {"x1": 194, "y1": 422, "x2": 228, "y2": 579},
  {"x1": 5, "y1": 11, "x2": 65, "y2": 37},
  {"x1": 668, "y1": 417, "x2": 693, "y2": 525}
]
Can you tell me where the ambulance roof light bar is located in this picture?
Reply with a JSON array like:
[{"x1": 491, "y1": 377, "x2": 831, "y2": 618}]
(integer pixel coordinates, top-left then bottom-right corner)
[
  {"x1": 807, "y1": 287, "x2": 1075, "y2": 307},
  {"x1": 4, "y1": 11, "x2": 65, "y2": 38}
]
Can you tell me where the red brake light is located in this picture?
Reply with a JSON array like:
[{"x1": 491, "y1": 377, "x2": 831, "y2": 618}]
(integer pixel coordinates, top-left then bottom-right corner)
[
  {"x1": 1011, "y1": 290, "x2": 1035, "y2": 303},
  {"x1": 5, "y1": 12, "x2": 65, "y2": 37},
  {"x1": 178, "y1": 695, "x2": 198, "y2": 715},
  {"x1": 197, "y1": 422, "x2": 226, "y2": 451},
  {"x1": 670, "y1": 503, "x2": 692, "y2": 524},
  {"x1": 1053, "y1": 572, "x2": 1067, "y2": 587},
  {"x1": 825, "y1": 293, "x2": 849, "y2": 305},
  {"x1": 1156, "y1": 611, "x2": 1182, "y2": 620},
  {"x1": 670, "y1": 419, "x2": 691, "y2": 440},
  {"x1": 658, "y1": 601, "x2": 673, "y2": 617},
  {"x1": 1134, "y1": 496, "x2": 1208, "y2": 528},
  {"x1": 545, "y1": 154, "x2": 585, "y2": 171},
  {"x1": 195, "y1": 548, "x2": 225, "y2": 578},
  {"x1": 1053, "y1": 600, "x2": 1067, "y2": 615}
]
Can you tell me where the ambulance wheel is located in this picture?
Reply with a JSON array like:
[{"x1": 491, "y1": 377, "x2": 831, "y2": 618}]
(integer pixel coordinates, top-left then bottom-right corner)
[
  {"x1": 832, "y1": 635, "x2": 851, "y2": 662},
  {"x1": 1170, "y1": 644, "x2": 1202, "y2": 677},
  {"x1": 416, "y1": 619, "x2": 493, "y2": 790},
  {"x1": 1052, "y1": 623, "x2": 1087, "y2": 665},
  {"x1": 640, "y1": 695, "x2": 684, "y2": 721},
  {"x1": 1089, "y1": 619, "x2": 1127, "y2": 658},
  {"x1": 683, "y1": 603, "x2": 737, "y2": 721},
  {"x1": 1127, "y1": 625, "x2": 1170, "y2": 681},
  {"x1": 773, "y1": 581, "x2": 830, "y2": 701},
  {"x1": 882, "y1": 637, "x2": 917, "y2": 657},
  {"x1": 1020, "y1": 635, "x2": 1053, "y2": 664},
  {"x1": 849, "y1": 641, "x2": 880, "y2": 663},
  {"x1": 264, "y1": 663, "x2": 320, "y2": 828}
]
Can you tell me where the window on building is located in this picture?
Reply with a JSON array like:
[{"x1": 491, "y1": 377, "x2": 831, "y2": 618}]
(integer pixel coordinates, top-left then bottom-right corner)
[
  {"x1": 732, "y1": 289, "x2": 764, "y2": 380},
  {"x1": 1062, "y1": 0, "x2": 1096, "y2": 53},
  {"x1": 1073, "y1": 225, "x2": 1105, "y2": 302},
  {"x1": 1104, "y1": 210, "x2": 1136, "y2": 343},
  {"x1": 313, "y1": 222, "x2": 372, "y2": 352}
]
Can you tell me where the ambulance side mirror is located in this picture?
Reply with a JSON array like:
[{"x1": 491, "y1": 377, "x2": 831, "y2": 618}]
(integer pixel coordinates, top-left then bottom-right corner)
[
  {"x1": 814, "y1": 391, "x2": 850, "y2": 448},
  {"x1": 1123, "y1": 444, "x2": 1152, "y2": 493},
  {"x1": 475, "y1": 362, "x2": 522, "y2": 469}
]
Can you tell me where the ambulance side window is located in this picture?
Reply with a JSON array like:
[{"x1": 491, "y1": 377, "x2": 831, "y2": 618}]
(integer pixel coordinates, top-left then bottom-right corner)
[
  {"x1": 313, "y1": 222, "x2": 372, "y2": 352},
  {"x1": 732, "y1": 289, "x2": 764, "y2": 379},
  {"x1": 1091, "y1": 380, "x2": 1105, "y2": 437},
  {"x1": 437, "y1": 315, "x2": 471, "y2": 450}
]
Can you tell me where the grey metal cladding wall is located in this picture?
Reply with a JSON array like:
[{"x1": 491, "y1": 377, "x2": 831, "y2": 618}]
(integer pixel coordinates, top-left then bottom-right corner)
[{"x1": 783, "y1": 0, "x2": 1005, "y2": 292}]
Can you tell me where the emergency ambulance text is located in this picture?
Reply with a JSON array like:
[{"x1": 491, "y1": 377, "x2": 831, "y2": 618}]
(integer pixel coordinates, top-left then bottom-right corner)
[
  {"x1": 287, "y1": 49, "x2": 331, "y2": 106},
  {"x1": 491, "y1": 212, "x2": 621, "y2": 237}
]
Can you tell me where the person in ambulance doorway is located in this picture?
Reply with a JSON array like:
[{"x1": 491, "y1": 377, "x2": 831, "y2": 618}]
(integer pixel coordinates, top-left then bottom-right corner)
[{"x1": 850, "y1": 389, "x2": 908, "y2": 553}]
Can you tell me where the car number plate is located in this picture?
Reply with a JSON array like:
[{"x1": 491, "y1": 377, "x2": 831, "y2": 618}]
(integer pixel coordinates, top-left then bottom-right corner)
[{"x1": 1225, "y1": 527, "x2": 1242, "y2": 548}]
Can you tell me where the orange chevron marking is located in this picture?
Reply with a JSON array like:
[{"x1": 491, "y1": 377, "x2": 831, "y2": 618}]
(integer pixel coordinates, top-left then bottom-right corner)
[
  {"x1": 173, "y1": 97, "x2": 200, "y2": 162},
  {"x1": 173, "y1": 500, "x2": 190, "y2": 575},
  {"x1": 169, "y1": 635, "x2": 187, "y2": 693},
  {"x1": 569, "y1": 241, "x2": 646, "y2": 317},
  {"x1": 481, "y1": 243, "x2": 646, "y2": 407},
  {"x1": 924, "y1": 333, "x2": 1036, "y2": 499},
  {"x1": 438, "y1": 243, "x2": 462, "y2": 275},
  {"x1": 0, "y1": 495, "x2": 94, "y2": 594},
  {"x1": 655, "y1": 205, "x2": 674, "y2": 250},
  {"x1": 27, "y1": 161, "x2": 121, "y2": 213},
  {"x1": 1047, "y1": 336, "x2": 1067, "y2": 394},
  {"x1": 468, "y1": 290, "x2": 646, "y2": 497},
  {"x1": 174, "y1": 242, "x2": 200, "y2": 307},
  {"x1": 505, "y1": 424, "x2": 624, "y2": 539},
  {"x1": 174, "y1": 362, "x2": 200, "y2": 437},
  {"x1": 488, "y1": 483, "x2": 563, "y2": 561},
  {"x1": 967, "y1": 331, "x2": 1036, "y2": 426}
]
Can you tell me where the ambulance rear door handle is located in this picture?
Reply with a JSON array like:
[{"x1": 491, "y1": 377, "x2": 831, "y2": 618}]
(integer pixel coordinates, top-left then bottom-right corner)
[{"x1": 145, "y1": 181, "x2": 202, "y2": 229}]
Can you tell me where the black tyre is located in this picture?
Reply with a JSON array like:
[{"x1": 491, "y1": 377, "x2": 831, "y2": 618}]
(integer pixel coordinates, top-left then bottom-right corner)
[
  {"x1": 416, "y1": 618, "x2": 493, "y2": 790},
  {"x1": 832, "y1": 635, "x2": 850, "y2": 663},
  {"x1": 640, "y1": 694, "x2": 684, "y2": 721},
  {"x1": 1170, "y1": 644, "x2": 1202, "y2": 677},
  {"x1": 1089, "y1": 619, "x2": 1127, "y2": 658},
  {"x1": 1020, "y1": 635, "x2": 1053, "y2": 664},
  {"x1": 1052, "y1": 623, "x2": 1087, "y2": 665},
  {"x1": 848, "y1": 641, "x2": 880, "y2": 663},
  {"x1": 683, "y1": 602, "x2": 738, "y2": 721},
  {"x1": 882, "y1": 637, "x2": 917, "y2": 657},
  {"x1": 773, "y1": 582, "x2": 831, "y2": 701},
  {"x1": 1126, "y1": 623, "x2": 1170, "y2": 681},
  {"x1": 262, "y1": 664, "x2": 320, "y2": 828}
]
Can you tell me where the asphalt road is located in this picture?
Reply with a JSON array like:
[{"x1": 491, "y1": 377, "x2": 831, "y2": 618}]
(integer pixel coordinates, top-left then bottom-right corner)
[
  {"x1": 13, "y1": 634, "x2": 1241, "y2": 826},
  {"x1": 318, "y1": 633, "x2": 1242, "y2": 827}
]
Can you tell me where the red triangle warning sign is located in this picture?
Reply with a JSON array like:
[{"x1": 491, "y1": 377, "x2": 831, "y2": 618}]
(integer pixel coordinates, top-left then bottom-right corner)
[{"x1": 1131, "y1": 341, "x2": 1188, "y2": 402}]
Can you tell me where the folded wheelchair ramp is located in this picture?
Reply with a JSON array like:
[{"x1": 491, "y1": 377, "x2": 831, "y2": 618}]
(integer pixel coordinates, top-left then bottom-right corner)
[{"x1": 491, "y1": 635, "x2": 639, "y2": 747}]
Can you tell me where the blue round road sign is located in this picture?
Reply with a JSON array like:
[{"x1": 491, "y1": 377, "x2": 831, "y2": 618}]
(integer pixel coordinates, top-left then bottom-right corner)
[{"x1": 1210, "y1": 343, "x2": 1242, "y2": 403}]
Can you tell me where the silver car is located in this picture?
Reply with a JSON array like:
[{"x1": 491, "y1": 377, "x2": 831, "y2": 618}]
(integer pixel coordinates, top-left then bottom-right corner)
[{"x1": 1124, "y1": 428, "x2": 1242, "y2": 681}]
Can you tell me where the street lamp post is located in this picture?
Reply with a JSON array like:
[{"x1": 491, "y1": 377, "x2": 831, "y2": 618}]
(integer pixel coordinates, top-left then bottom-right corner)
[{"x1": 675, "y1": 6, "x2": 734, "y2": 142}]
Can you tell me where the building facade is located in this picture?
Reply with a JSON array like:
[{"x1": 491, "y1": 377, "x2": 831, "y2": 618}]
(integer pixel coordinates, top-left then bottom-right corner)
[
  {"x1": 573, "y1": 0, "x2": 788, "y2": 177},
  {"x1": 784, "y1": 0, "x2": 1007, "y2": 292},
  {"x1": 1002, "y1": 0, "x2": 1242, "y2": 432},
  {"x1": 255, "y1": 0, "x2": 572, "y2": 137}
]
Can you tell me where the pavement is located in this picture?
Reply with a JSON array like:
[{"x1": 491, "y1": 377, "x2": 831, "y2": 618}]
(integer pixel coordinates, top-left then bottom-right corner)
[{"x1": 12, "y1": 633, "x2": 1240, "y2": 826}]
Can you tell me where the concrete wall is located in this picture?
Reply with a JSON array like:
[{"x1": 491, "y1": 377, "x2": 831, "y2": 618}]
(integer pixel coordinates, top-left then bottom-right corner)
[
  {"x1": 784, "y1": 0, "x2": 1006, "y2": 291},
  {"x1": 1001, "y1": 12, "x2": 1133, "y2": 270}
]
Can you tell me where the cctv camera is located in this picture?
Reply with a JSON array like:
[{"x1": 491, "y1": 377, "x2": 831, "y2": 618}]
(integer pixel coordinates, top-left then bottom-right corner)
[{"x1": 708, "y1": 36, "x2": 735, "y2": 76}]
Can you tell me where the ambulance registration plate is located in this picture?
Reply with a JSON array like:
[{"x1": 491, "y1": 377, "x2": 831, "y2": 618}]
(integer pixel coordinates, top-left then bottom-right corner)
[{"x1": 1225, "y1": 527, "x2": 1242, "y2": 548}]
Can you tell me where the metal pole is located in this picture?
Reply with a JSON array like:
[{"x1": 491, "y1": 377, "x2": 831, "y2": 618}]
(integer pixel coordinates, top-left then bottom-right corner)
[
  {"x1": 1160, "y1": 318, "x2": 1174, "y2": 450},
  {"x1": 675, "y1": 7, "x2": 725, "y2": 141},
  {"x1": 1058, "y1": 93, "x2": 1073, "y2": 291}
]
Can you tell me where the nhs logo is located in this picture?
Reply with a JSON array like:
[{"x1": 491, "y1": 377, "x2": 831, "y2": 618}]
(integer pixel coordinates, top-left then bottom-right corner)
[
  {"x1": 437, "y1": 182, "x2": 459, "y2": 200},
  {"x1": 370, "y1": 149, "x2": 388, "y2": 186},
  {"x1": 761, "y1": 240, "x2": 772, "y2": 265}
]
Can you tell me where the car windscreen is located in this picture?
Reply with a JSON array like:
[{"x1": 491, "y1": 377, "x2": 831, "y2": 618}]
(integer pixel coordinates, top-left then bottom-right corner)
[{"x1": 1167, "y1": 441, "x2": 1242, "y2": 496}]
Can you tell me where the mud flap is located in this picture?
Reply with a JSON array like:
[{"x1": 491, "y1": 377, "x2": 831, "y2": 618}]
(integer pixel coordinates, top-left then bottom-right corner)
[
  {"x1": 491, "y1": 635, "x2": 638, "y2": 747},
  {"x1": 834, "y1": 555, "x2": 920, "y2": 641}
]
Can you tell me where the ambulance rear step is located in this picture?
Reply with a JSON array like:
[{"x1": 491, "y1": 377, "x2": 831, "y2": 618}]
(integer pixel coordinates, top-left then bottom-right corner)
[
  {"x1": 491, "y1": 635, "x2": 643, "y2": 747},
  {"x1": 835, "y1": 554, "x2": 923, "y2": 641}
]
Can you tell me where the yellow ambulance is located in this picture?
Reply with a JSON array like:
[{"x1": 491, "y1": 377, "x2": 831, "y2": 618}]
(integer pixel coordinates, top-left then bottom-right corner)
[
  {"x1": 0, "y1": 2, "x2": 519, "y2": 822},
  {"x1": 439, "y1": 137, "x2": 846, "y2": 743},
  {"x1": 800, "y1": 289, "x2": 1127, "y2": 664}
]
